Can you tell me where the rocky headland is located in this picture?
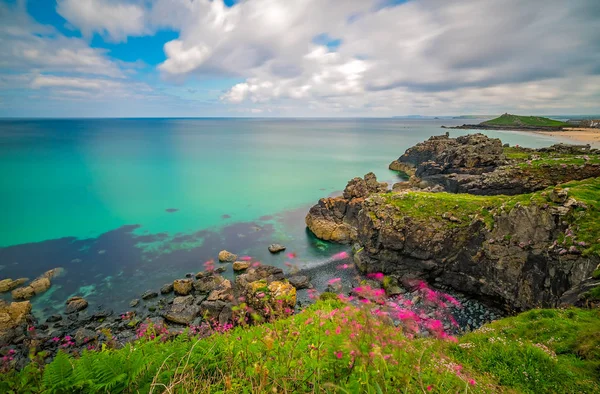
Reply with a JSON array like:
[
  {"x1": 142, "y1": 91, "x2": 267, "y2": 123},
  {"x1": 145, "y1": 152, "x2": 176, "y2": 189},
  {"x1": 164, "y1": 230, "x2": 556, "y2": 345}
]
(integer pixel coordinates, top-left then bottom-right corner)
[{"x1": 307, "y1": 134, "x2": 600, "y2": 311}]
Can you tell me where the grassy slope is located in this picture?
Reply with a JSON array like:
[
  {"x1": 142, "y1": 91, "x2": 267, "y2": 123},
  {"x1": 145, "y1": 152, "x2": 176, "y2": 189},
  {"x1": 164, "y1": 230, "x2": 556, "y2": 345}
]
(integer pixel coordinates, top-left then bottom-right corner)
[
  {"x1": 482, "y1": 114, "x2": 570, "y2": 128},
  {"x1": 2, "y1": 301, "x2": 598, "y2": 393}
]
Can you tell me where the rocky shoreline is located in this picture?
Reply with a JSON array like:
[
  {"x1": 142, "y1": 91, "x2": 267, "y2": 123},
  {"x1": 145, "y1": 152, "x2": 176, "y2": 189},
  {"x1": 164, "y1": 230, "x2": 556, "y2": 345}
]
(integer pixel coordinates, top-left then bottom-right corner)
[{"x1": 307, "y1": 133, "x2": 600, "y2": 312}]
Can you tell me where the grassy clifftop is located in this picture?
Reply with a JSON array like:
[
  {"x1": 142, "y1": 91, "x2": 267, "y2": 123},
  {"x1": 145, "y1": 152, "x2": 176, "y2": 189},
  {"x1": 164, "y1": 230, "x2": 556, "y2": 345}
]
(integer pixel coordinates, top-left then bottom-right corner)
[
  {"x1": 1, "y1": 300, "x2": 598, "y2": 393},
  {"x1": 482, "y1": 114, "x2": 570, "y2": 128}
]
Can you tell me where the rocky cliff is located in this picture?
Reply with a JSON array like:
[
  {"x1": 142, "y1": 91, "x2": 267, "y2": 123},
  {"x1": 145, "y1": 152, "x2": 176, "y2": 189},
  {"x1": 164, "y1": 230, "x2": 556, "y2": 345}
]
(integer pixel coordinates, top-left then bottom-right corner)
[
  {"x1": 388, "y1": 133, "x2": 600, "y2": 195},
  {"x1": 306, "y1": 134, "x2": 600, "y2": 310}
]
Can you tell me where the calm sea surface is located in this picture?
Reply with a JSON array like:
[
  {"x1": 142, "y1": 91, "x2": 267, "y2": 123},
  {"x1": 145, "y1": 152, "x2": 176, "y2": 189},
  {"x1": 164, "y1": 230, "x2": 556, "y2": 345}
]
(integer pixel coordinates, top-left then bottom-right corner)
[{"x1": 0, "y1": 118, "x2": 570, "y2": 317}]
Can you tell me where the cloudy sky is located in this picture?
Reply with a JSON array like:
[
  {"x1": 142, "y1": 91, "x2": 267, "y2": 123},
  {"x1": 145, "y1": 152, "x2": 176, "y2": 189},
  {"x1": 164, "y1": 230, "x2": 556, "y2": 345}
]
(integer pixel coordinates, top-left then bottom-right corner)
[{"x1": 1, "y1": 0, "x2": 599, "y2": 117}]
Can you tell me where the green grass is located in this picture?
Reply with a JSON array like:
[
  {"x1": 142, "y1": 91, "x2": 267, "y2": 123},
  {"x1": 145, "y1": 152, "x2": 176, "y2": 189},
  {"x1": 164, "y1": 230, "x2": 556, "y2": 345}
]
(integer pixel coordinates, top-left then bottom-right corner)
[
  {"x1": 378, "y1": 177, "x2": 600, "y2": 257},
  {"x1": 482, "y1": 114, "x2": 570, "y2": 128},
  {"x1": 451, "y1": 308, "x2": 600, "y2": 393},
  {"x1": 2, "y1": 302, "x2": 598, "y2": 393}
]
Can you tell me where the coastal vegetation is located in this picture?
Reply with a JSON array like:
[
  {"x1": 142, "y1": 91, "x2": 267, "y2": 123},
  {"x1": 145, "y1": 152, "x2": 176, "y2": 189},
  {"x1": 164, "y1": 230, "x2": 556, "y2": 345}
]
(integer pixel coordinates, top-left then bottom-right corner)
[
  {"x1": 1, "y1": 299, "x2": 598, "y2": 393},
  {"x1": 482, "y1": 113, "x2": 570, "y2": 128}
]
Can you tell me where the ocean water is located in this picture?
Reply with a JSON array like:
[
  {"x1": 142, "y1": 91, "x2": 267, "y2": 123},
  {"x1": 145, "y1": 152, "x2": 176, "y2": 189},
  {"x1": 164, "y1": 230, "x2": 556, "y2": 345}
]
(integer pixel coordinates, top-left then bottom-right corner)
[{"x1": 0, "y1": 118, "x2": 570, "y2": 317}]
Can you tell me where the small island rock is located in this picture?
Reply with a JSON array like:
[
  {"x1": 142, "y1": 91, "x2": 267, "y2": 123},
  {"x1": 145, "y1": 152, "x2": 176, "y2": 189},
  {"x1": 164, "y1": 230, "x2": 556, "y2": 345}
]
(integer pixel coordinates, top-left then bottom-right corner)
[
  {"x1": 268, "y1": 244, "x2": 286, "y2": 253},
  {"x1": 218, "y1": 250, "x2": 237, "y2": 262}
]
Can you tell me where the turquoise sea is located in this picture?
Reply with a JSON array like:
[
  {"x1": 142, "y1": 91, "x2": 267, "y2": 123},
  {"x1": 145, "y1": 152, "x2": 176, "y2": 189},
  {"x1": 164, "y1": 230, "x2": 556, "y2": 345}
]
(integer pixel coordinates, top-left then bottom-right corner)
[{"x1": 0, "y1": 118, "x2": 570, "y2": 317}]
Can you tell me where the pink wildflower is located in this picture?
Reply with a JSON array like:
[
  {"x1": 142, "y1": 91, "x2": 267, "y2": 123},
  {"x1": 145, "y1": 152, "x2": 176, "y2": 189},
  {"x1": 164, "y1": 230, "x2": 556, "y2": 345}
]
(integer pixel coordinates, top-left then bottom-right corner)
[
  {"x1": 427, "y1": 386, "x2": 433, "y2": 391},
  {"x1": 335, "y1": 326, "x2": 341, "y2": 335},
  {"x1": 469, "y1": 379, "x2": 476, "y2": 386},
  {"x1": 332, "y1": 251, "x2": 349, "y2": 260},
  {"x1": 335, "y1": 351, "x2": 343, "y2": 359},
  {"x1": 367, "y1": 272, "x2": 385, "y2": 280}
]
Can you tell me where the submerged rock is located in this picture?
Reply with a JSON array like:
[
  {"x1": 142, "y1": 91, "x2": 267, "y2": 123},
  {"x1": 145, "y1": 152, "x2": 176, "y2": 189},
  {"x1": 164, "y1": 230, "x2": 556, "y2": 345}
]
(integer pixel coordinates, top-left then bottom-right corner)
[
  {"x1": 141, "y1": 290, "x2": 158, "y2": 300},
  {"x1": 268, "y1": 244, "x2": 286, "y2": 253}
]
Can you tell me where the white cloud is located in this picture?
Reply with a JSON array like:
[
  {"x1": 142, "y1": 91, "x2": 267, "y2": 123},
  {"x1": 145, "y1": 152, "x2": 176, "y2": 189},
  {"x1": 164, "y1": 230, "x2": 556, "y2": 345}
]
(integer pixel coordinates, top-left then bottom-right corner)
[
  {"x1": 0, "y1": 3, "x2": 124, "y2": 77},
  {"x1": 3, "y1": 0, "x2": 600, "y2": 115},
  {"x1": 56, "y1": 0, "x2": 147, "y2": 42}
]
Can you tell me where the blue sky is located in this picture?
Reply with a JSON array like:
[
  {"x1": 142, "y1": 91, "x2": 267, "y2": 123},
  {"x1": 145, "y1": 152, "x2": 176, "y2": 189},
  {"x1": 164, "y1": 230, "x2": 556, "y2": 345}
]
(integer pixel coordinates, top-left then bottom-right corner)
[{"x1": 0, "y1": 0, "x2": 599, "y2": 117}]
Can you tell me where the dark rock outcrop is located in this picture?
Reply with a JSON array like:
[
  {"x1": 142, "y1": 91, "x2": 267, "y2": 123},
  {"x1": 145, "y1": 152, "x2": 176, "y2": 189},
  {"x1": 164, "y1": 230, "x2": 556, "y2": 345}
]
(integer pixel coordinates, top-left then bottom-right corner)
[
  {"x1": 353, "y1": 193, "x2": 599, "y2": 310},
  {"x1": 305, "y1": 172, "x2": 388, "y2": 243}
]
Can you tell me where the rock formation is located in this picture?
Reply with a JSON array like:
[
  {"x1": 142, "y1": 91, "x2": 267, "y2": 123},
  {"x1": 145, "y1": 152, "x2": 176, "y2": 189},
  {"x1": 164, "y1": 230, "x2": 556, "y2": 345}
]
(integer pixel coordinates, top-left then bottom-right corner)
[
  {"x1": 305, "y1": 172, "x2": 388, "y2": 243},
  {"x1": 388, "y1": 134, "x2": 600, "y2": 195},
  {"x1": 306, "y1": 134, "x2": 600, "y2": 310}
]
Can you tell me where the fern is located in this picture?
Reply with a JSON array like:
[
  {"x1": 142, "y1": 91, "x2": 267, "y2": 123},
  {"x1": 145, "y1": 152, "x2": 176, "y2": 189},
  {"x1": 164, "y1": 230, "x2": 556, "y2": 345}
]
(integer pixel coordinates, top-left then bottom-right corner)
[
  {"x1": 90, "y1": 352, "x2": 128, "y2": 392},
  {"x1": 42, "y1": 351, "x2": 74, "y2": 393}
]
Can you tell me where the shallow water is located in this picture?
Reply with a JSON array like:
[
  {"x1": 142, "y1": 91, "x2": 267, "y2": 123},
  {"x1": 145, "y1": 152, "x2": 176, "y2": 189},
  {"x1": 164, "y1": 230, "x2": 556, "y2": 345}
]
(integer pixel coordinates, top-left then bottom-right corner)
[{"x1": 0, "y1": 118, "x2": 570, "y2": 318}]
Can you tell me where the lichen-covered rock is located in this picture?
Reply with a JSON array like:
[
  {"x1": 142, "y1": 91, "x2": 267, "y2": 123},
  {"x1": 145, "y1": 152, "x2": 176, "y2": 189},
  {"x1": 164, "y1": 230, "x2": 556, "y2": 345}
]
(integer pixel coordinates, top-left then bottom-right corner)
[
  {"x1": 0, "y1": 278, "x2": 28, "y2": 293},
  {"x1": 30, "y1": 277, "x2": 51, "y2": 295},
  {"x1": 0, "y1": 300, "x2": 32, "y2": 345},
  {"x1": 173, "y1": 279, "x2": 193, "y2": 296},
  {"x1": 65, "y1": 297, "x2": 88, "y2": 314},
  {"x1": 218, "y1": 250, "x2": 237, "y2": 262},
  {"x1": 11, "y1": 286, "x2": 35, "y2": 300},
  {"x1": 233, "y1": 261, "x2": 250, "y2": 271}
]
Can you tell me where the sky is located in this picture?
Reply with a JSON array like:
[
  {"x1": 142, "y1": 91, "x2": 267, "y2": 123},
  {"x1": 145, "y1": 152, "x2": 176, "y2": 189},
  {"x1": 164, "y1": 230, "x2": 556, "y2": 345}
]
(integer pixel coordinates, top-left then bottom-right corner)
[{"x1": 0, "y1": 0, "x2": 599, "y2": 118}]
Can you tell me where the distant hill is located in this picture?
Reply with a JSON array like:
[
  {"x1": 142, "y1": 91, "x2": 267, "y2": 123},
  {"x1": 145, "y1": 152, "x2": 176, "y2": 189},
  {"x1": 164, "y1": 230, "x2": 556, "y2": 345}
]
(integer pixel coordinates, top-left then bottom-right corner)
[{"x1": 482, "y1": 113, "x2": 570, "y2": 128}]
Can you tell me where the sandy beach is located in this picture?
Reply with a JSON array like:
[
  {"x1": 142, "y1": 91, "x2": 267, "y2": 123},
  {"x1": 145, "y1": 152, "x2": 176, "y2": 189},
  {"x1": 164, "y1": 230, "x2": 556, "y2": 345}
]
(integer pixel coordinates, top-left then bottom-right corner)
[{"x1": 536, "y1": 127, "x2": 600, "y2": 147}]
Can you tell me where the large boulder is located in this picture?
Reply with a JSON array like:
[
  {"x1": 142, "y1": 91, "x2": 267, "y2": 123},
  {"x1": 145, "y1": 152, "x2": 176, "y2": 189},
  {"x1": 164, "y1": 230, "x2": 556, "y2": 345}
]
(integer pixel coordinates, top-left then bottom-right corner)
[
  {"x1": 11, "y1": 286, "x2": 35, "y2": 300},
  {"x1": 194, "y1": 273, "x2": 226, "y2": 293},
  {"x1": 30, "y1": 277, "x2": 51, "y2": 295},
  {"x1": 163, "y1": 296, "x2": 200, "y2": 325},
  {"x1": 65, "y1": 296, "x2": 88, "y2": 314},
  {"x1": 233, "y1": 261, "x2": 251, "y2": 271},
  {"x1": 218, "y1": 250, "x2": 237, "y2": 263},
  {"x1": 0, "y1": 300, "x2": 32, "y2": 345},
  {"x1": 287, "y1": 275, "x2": 311, "y2": 289},
  {"x1": 173, "y1": 279, "x2": 193, "y2": 296}
]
